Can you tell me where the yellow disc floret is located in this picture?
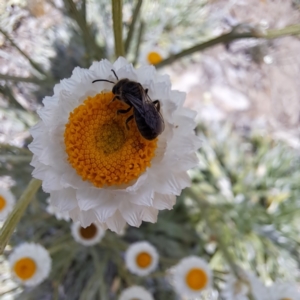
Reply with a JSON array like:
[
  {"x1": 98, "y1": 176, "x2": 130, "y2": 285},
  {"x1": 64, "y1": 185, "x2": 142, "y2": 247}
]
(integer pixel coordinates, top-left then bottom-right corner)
[
  {"x1": 0, "y1": 195, "x2": 6, "y2": 211},
  {"x1": 147, "y1": 51, "x2": 163, "y2": 65},
  {"x1": 64, "y1": 92, "x2": 157, "y2": 187},
  {"x1": 136, "y1": 252, "x2": 152, "y2": 268},
  {"x1": 14, "y1": 257, "x2": 37, "y2": 280},
  {"x1": 185, "y1": 268, "x2": 208, "y2": 291}
]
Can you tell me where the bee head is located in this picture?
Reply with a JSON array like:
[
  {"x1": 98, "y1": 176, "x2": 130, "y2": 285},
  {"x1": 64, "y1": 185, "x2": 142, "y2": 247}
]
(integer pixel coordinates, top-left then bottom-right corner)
[{"x1": 112, "y1": 79, "x2": 130, "y2": 95}]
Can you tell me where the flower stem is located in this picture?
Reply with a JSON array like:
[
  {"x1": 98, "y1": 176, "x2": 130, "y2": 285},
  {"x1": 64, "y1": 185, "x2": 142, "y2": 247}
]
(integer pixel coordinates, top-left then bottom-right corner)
[
  {"x1": 63, "y1": 0, "x2": 103, "y2": 62},
  {"x1": 0, "y1": 28, "x2": 47, "y2": 76},
  {"x1": 133, "y1": 20, "x2": 145, "y2": 66},
  {"x1": 156, "y1": 23, "x2": 300, "y2": 68},
  {"x1": 124, "y1": 0, "x2": 143, "y2": 54},
  {"x1": 0, "y1": 178, "x2": 41, "y2": 254},
  {"x1": 112, "y1": 0, "x2": 125, "y2": 58}
]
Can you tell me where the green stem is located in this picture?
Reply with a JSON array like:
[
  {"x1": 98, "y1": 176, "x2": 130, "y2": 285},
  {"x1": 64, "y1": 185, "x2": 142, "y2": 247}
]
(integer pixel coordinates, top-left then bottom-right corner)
[
  {"x1": 0, "y1": 179, "x2": 41, "y2": 254},
  {"x1": 63, "y1": 0, "x2": 102, "y2": 62},
  {"x1": 156, "y1": 23, "x2": 300, "y2": 68},
  {"x1": 0, "y1": 155, "x2": 32, "y2": 163},
  {"x1": 124, "y1": 0, "x2": 143, "y2": 54},
  {"x1": 0, "y1": 28, "x2": 47, "y2": 76},
  {"x1": 112, "y1": 0, "x2": 125, "y2": 58},
  {"x1": 133, "y1": 20, "x2": 144, "y2": 66},
  {"x1": 0, "y1": 73, "x2": 54, "y2": 84},
  {"x1": 265, "y1": 23, "x2": 300, "y2": 39},
  {"x1": 0, "y1": 144, "x2": 32, "y2": 155}
]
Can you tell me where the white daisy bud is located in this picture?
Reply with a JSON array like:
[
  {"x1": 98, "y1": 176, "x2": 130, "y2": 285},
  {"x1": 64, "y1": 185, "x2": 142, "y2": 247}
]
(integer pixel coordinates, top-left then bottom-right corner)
[
  {"x1": 125, "y1": 241, "x2": 159, "y2": 276},
  {"x1": 71, "y1": 222, "x2": 106, "y2": 246},
  {"x1": 0, "y1": 187, "x2": 16, "y2": 221},
  {"x1": 170, "y1": 256, "x2": 213, "y2": 298},
  {"x1": 118, "y1": 285, "x2": 154, "y2": 300},
  {"x1": 9, "y1": 242, "x2": 51, "y2": 286}
]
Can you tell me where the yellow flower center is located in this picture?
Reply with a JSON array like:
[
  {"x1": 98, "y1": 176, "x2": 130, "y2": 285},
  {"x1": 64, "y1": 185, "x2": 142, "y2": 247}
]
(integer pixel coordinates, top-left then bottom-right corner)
[
  {"x1": 64, "y1": 92, "x2": 157, "y2": 187},
  {"x1": 281, "y1": 298, "x2": 292, "y2": 300},
  {"x1": 147, "y1": 51, "x2": 163, "y2": 65},
  {"x1": 136, "y1": 252, "x2": 152, "y2": 268},
  {"x1": 185, "y1": 268, "x2": 208, "y2": 291},
  {"x1": 0, "y1": 195, "x2": 6, "y2": 211},
  {"x1": 13, "y1": 257, "x2": 37, "y2": 280},
  {"x1": 79, "y1": 223, "x2": 98, "y2": 239}
]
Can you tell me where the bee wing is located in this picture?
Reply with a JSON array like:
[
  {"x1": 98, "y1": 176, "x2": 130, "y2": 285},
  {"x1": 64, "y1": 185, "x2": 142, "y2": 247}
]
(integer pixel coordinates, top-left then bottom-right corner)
[
  {"x1": 123, "y1": 89, "x2": 164, "y2": 134},
  {"x1": 122, "y1": 92, "x2": 144, "y2": 112},
  {"x1": 142, "y1": 93, "x2": 165, "y2": 134}
]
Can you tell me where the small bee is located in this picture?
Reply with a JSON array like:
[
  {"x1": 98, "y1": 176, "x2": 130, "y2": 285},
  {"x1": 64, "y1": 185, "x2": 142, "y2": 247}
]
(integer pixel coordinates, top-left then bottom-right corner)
[{"x1": 92, "y1": 69, "x2": 165, "y2": 141}]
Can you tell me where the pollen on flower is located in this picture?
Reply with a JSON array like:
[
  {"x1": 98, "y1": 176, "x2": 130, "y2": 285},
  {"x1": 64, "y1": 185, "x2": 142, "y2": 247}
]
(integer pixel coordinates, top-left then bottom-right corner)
[
  {"x1": 64, "y1": 92, "x2": 158, "y2": 187},
  {"x1": 79, "y1": 223, "x2": 98, "y2": 239},
  {"x1": 147, "y1": 51, "x2": 163, "y2": 65},
  {"x1": 136, "y1": 252, "x2": 152, "y2": 268},
  {"x1": 0, "y1": 195, "x2": 6, "y2": 211},
  {"x1": 185, "y1": 268, "x2": 208, "y2": 291},
  {"x1": 14, "y1": 257, "x2": 37, "y2": 280}
]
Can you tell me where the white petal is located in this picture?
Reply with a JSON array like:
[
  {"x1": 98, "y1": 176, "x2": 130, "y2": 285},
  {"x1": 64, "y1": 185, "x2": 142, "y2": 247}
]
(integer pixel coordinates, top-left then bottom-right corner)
[
  {"x1": 136, "y1": 65, "x2": 156, "y2": 84},
  {"x1": 77, "y1": 210, "x2": 97, "y2": 227},
  {"x1": 119, "y1": 202, "x2": 143, "y2": 227},
  {"x1": 41, "y1": 168, "x2": 65, "y2": 192},
  {"x1": 113, "y1": 57, "x2": 129, "y2": 70},
  {"x1": 140, "y1": 206, "x2": 158, "y2": 223},
  {"x1": 153, "y1": 193, "x2": 176, "y2": 210},
  {"x1": 29, "y1": 121, "x2": 46, "y2": 139},
  {"x1": 169, "y1": 90, "x2": 186, "y2": 107},
  {"x1": 50, "y1": 188, "x2": 77, "y2": 211},
  {"x1": 148, "y1": 169, "x2": 191, "y2": 195},
  {"x1": 60, "y1": 168, "x2": 93, "y2": 189},
  {"x1": 128, "y1": 189, "x2": 154, "y2": 206},
  {"x1": 106, "y1": 211, "x2": 126, "y2": 233},
  {"x1": 169, "y1": 152, "x2": 200, "y2": 172},
  {"x1": 90, "y1": 59, "x2": 112, "y2": 77}
]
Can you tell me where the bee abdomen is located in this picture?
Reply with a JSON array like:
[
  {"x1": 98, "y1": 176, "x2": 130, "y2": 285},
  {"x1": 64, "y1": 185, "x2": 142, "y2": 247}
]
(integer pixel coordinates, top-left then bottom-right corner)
[{"x1": 134, "y1": 111, "x2": 158, "y2": 140}]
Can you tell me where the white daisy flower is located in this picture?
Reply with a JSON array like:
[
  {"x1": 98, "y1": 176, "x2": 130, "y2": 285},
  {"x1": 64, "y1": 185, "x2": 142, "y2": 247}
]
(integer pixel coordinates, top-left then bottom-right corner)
[
  {"x1": 118, "y1": 285, "x2": 154, "y2": 300},
  {"x1": 222, "y1": 271, "x2": 268, "y2": 300},
  {"x1": 125, "y1": 241, "x2": 159, "y2": 276},
  {"x1": 28, "y1": 57, "x2": 200, "y2": 234},
  {"x1": 268, "y1": 282, "x2": 300, "y2": 300},
  {"x1": 170, "y1": 256, "x2": 212, "y2": 298},
  {"x1": 141, "y1": 46, "x2": 165, "y2": 65},
  {"x1": 46, "y1": 197, "x2": 70, "y2": 221},
  {"x1": 9, "y1": 242, "x2": 51, "y2": 286},
  {"x1": 0, "y1": 187, "x2": 16, "y2": 221},
  {"x1": 71, "y1": 221, "x2": 106, "y2": 246}
]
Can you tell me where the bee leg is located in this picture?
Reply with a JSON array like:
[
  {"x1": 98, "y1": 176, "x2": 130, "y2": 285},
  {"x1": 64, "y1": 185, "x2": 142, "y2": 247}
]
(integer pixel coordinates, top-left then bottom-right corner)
[
  {"x1": 125, "y1": 115, "x2": 134, "y2": 129},
  {"x1": 153, "y1": 100, "x2": 161, "y2": 112},
  {"x1": 117, "y1": 105, "x2": 133, "y2": 115},
  {"x1": 110, "y1": 95, "x2": 121, "y2": 103}
]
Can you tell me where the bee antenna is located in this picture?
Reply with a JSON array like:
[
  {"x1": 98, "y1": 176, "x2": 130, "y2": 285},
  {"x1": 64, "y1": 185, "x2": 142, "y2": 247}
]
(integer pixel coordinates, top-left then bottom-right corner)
[
  {"x1": 111, "y1": 69, "x2": 119, "y2": 80},
  {"x1": 92, "y1": 79, "x2": 115, "y2": 84}
]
